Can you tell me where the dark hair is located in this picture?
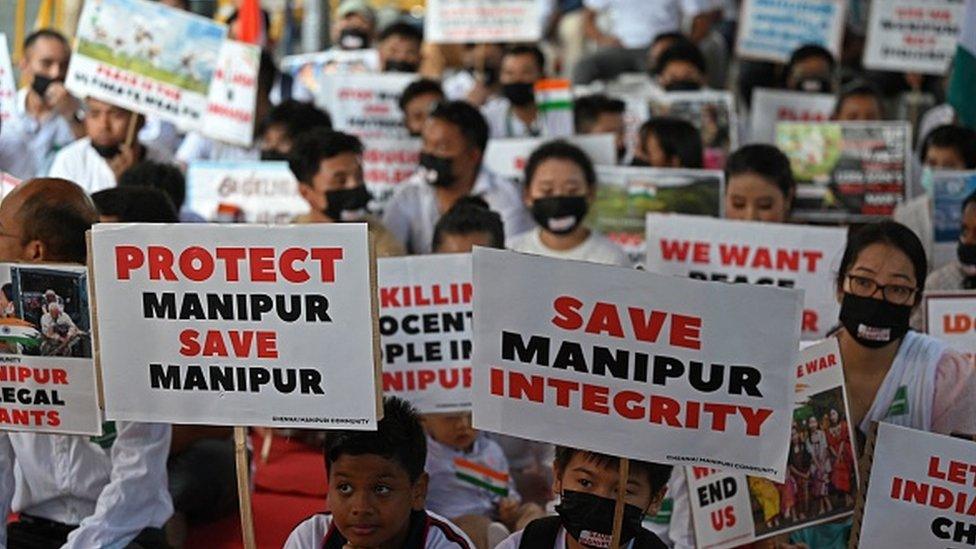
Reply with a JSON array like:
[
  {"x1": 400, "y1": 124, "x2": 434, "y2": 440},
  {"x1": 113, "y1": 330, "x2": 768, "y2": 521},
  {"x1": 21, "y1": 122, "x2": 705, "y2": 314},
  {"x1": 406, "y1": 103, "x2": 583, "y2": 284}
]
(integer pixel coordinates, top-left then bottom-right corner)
[
  {"x1": 23, "y1": 29, "x2": 68, "y2": 51},
  {"x1": 288, "y1": 129, "x2": 364, "y2": 185},
  {"x1": 18, "y1": 180, "x2": 98, "y2": 264},
  {"x1": 524, "y1": 140, "x2": 597, "y2": 190},
  {"x1": 639, "y1": 117, "x2": 703, "y2": 168},
  {"x1": 725, "y1": 144, "x2": 796, "y2": 203},
  {"x1": 833, "y1": 81, "x2": 885, "y2": 119},
  {"x1": 920, "y1": 124, "x2": 976, "y2": 169},
  {"x1": 118, "y1": 160, "x2": 186, "y2": 209},
  {"x1": 91, "y1": 186, "x2": 178, "y2": 223},
  {"x1": 399, "y1": 78, "x2": 444, "y2": 113},
  {"x1": 379, "y1": 21, "x2": 423, "y2": 44},
  {"x1": 573, "y1": 94, "x2": 626, "y2": 134},
  {"x1": 429, "y1": 100, "x2": 490, "y2": 152},
  {"x1": 324, "y1": 396, "x2": 426, "y2": 482},
  {"x1": 835, "y1": 221, "x2": 928, "y2": 296},
  {"x1": 652, "y1": 40, "x2": 706, "y2": 77},
  {"x1": 650, "y1": 31, "x2": 687, "y2": 50},
  {"x1": 963, "y1": 189, "x2": 976, "y2": 212},
  {"x1": 502, "y1": 44, "x2": 546, "y2": 74},
  {"x1": 785, "y1": 44, "x2": 836, "y2": 81},
  {"x1": 432, "y1": 196, "x2": 505, "y2": 251},
  {"x1": 259, "y1": 100, "x2": 332, "y2": 140},
  {"x1": 1, "y1": 283, "x2": 12, "y2": 302},
  {"x1": 554, "y1": 446, "x2": 673, "y2": 495}
]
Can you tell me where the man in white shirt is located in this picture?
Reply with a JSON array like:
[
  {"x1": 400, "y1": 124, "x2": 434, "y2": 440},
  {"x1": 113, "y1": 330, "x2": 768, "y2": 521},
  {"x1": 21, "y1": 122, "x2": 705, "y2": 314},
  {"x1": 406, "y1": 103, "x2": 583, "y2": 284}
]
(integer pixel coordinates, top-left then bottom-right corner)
[
  {"x1": 0, "y1": 178, "x2": 173, "y2": 548},
  {"x1": 4, "y1": 30, "x2": 85, "y2": 178},
  {"x1": 48, "y1": 98, "x2": 173, "y2": 194},
  {"x1": 383, "y1": 101, "x2": 534, "y2": 254},
  {"x1": 573, "y1": 0, "x2": 710, "y2": 84},
  {"x1": 481, "y1": 46, "x2": 545, "y2": 138}
]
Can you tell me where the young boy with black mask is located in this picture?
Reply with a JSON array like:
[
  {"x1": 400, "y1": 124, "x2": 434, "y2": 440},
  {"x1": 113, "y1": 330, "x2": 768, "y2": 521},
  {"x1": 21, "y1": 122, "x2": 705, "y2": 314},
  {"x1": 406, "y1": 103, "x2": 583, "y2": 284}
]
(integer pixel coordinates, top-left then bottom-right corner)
[
  {"x1": 496, "y1": 446, "x2": 672, "y2": 549},
  {"x1": 284, "y1": 397, "x2": 473, "y2": 549}
]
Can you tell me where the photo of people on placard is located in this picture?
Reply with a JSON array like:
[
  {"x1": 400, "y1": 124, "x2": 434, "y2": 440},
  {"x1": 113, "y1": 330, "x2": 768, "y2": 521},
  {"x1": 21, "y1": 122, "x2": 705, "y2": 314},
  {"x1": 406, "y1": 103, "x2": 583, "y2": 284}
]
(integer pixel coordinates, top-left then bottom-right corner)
[
  {"x1": 748, "y1": 387, "x2": 856, "y2": 537},
  {"x1": 4, "y1": 267, "x2": 92, "y2": 359}
]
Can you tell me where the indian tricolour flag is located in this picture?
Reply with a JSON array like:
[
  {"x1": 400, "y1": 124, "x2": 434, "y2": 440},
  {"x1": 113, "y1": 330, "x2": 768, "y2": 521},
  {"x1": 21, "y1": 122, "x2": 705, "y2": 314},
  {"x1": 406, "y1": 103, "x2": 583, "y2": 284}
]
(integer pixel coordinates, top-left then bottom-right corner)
[
  {"x1": 949, "y1": 0, "x2": 976, "y2": 128},
  {"x1": 453, "y1": 457, "x2": 509, "y2": 497},
  {"x1": 536, "y1": 79, "x2": 574, "y2": 138},
  {"x1": 0, "y1": 318, "x2": 40, "y2": 349}
]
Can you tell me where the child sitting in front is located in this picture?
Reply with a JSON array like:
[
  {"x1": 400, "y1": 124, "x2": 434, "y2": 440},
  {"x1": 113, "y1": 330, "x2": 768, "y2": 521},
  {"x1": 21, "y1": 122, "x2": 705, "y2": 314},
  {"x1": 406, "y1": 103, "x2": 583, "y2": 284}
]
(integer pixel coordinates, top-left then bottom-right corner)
[
  {"x1": 284, "y1": 397, "x2": 473, "y2": 549},
  {"x1": 496, "y1": 446, "x2": 673, "y2": 549}
]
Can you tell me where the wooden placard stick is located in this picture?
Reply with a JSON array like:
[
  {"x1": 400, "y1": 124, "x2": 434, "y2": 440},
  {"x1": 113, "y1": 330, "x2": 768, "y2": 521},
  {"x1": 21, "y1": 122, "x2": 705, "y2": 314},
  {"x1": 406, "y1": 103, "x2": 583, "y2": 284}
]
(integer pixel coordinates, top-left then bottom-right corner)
[
  {"x1": 124, "y1": 112, "x2": 139, "y2": 148},
  {"x1": 847, "y1": 421, "x2": 879, "y2": 549},
  {"x1": 235, "y1": 426, "x2": 257, "y2": 549},
  {"x1": 609, "y1": 457, "x2": 630, "y2": 549}
]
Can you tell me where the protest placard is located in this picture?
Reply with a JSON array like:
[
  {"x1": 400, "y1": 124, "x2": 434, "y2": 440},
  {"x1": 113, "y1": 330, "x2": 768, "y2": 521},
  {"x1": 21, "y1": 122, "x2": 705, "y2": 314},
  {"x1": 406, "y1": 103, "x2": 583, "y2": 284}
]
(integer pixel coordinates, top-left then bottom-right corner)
[
  {"x1": 854, "y1": 422, "x2": 976, "y2": 548},
  {"x1": 280, "y1": 49, "x2": 380, "y2": 100},
  {"x1": 749, "y1": 88, "x2": 835, "y2": 144},
  {"x1": 644, "y1": 215, "x2": 846, "y2": 340},
  {"x1": 931, "y1": 170, "x2": 976, "y2": 245},
  {"x1": 924, "y1": 291, "x2": 976, "y2": 368},
  {"x1": 589, "y1": 166, "x2": 723, "y2": 266},
  {"x1": 471, "y1": 247, "x2": 802, "y2": 481},
  {"x1": 362, "y1": 137, "x2": 422, "y2": 212},
  {"x1": 90, "y1": 224, "x2": 379, "y2": 428},
  {"x1": 185, "y1": 161, "x2": 309, "y2": 224},
  {"x1": 318, "y1": 73, "x2": 414, "y2": 139},
  {"x1": 425, "y1": 0, "x2": 542, "y2": 44},
  {"x1": 736, "y1": 0, "x2": 847, "y2": 63},
  {"x1": 0, "y1": 34, "x2": 16, "y2": 125},
  {"x1": 483, "y1": 133, "x2": 616, "y2": 181},
  {"x1": 863, "y1": 0, "x2": 966, "y2": 75},
  {"x1": 66, "y1": 0, "x2": 227, "y2": 128},
  {"x1": 776, "y1": 122, "x2": 911, "y2": 222},
  {"x1": 201, "y1": 40, "x2": 260, "y2": 147},
  {"x1": 687, "y1": 339, "x2": 859, "y2": 548},
  {"x1": 0, "y1": 264, "x2": 101, "y2": 436},
  {"x1": 649, "y1": 90, "x2": 737, "y2": 169},
  {"x1": 378, "y1": 254, "x2": 472, "y2": 413}
]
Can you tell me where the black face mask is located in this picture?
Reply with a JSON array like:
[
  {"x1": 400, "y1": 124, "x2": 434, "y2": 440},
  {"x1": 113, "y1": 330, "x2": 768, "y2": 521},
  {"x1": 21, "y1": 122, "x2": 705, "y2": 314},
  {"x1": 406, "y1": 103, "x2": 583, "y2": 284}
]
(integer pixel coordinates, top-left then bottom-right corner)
[
  {"x1": 502, "y1": 82, "x2": 535, "y2": 106},
  {"x1": 664, "y1": 79, "x2": 702, "y2": 92},
  {"x1": 418, "y1": 153, "x2": 455, "y2": 188},
  {"x1": 338, "y1": 28, "x2": 370, "y2": 50},
  {"x1": 260, "y1": 150, "x2": 288, "y2": 162},
  {"x1": 616, "y1": 147, "x2": 627, "y2": 164},
  {"x1": 629, "y1": 157, "x2": 651, "y2": 168},
  {"x1": 958, "y1": 241, "x2": 976, "y2": 268},
  {"x1": 92, "y1": 143, "x2": 121, "y2": 159},
  {"x1": 31, "y1": 74, "x2": 58, "y2": 98},
  {"x1": 792, "y1": 76, "x2": 833, "y2": 94},
  {"x1": 556, "y1": 490, "x2": 645, "y2": 548},
  {"x1": 324, "y1": 185, "x2": 372, "y2": 221},
  {"x1": 839, "y1": 293, "x2": 912, "y2": 349},
  {"x1": 532, "y1": 196, "x2": 588, "y2": 235},
  {"x1": 385, "y1": 60, "x2": 419, "y2": 73}
]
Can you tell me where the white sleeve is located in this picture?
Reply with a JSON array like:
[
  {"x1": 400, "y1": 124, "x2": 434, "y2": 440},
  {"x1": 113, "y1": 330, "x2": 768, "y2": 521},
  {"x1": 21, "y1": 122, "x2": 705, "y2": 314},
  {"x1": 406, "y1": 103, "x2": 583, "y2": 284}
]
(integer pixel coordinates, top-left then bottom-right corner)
[
  {"x1": 283, "y1": 516, "x2": 325, "y2": 549},
  {"x1": 380, "y1": 191, "x2": 414, "y2": 251},
  {"x1": 175, "y1": 132, "x2": 212, "y2": 165},
  {"x1": 583, "y1": 0, "x2": 612, "y2": 11},
  {"x1": 64, "y1": 422, "x2": 173, "y2": 549},
  {"x1": 0, "y1": 433, "x2": 14, "y2": 547},
  {"x1": 666, "y1": 472, "x2": 697, "y2": 549},
  {"x1": 680, "y1": 0, "x2": 709, "y2": 16},
  {"x1": 494, "y1": 530, "x2": 523, "y2": 549}
]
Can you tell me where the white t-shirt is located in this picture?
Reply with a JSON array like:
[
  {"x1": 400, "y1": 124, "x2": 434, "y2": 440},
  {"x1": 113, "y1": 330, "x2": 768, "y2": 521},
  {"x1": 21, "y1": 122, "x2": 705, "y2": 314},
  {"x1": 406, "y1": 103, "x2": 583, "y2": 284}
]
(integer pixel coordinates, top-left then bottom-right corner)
[
  {"x1": 497, "y1": 525, "x2": 637, "y2": 549},
  {"x1": 175, "y1": 131, "x2": 260, "y2": 166},
  {"x1": 507, "y1": 228, "x2": 630, "y2": 266},
  {"x1": 481, "y1": 97, "x2": 542, "y2": 139},
  {"x1": 47, "y1": 137, "x2": 173, "y2": 194},
  {"x1": 582, "y1": 0, "x2": 706, "y2": 48},
  {"x1": 4, "y1": 87, "x2": 76, "y2": 177},
  {"x1": 284, "y1": 510, "x2": 473, "y2": 549}
]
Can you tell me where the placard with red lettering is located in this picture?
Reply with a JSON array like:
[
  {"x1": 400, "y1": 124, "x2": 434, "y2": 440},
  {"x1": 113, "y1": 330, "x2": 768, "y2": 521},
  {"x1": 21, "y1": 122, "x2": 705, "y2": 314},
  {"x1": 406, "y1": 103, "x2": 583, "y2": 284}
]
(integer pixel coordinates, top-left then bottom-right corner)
[
  {"x1": 0, "y1": 34, "x2": 16, "y2": 125},
  {"x1": 425, "y1": 0, "x2": 542, "y2": 44},
  {"x1": 924, "y1": 291, "x2": 976, "y2": 368},
  {"x1": 749, "y1": 89, "x2": 834, "y2": 144},
  {"x1": 362, "y1": 137, "x2": 422, "y2": 213},
  {"x1": 66, "y1": 0, "x2": 227, "y2": 128},
  {"x1": 483, "y1": 134, "x2": 616, "y2": 181},
  {"x1": 318, "y1": 73, "x2": 414, "y2": 138},
  {"x1": 856, "y1": 422, "x2": 976, "y2": 548},
  {"x1": 471, "y1": 247, "x2": 802, "y2": 481},
  {"x1": 90, "y1": 224, "x2": 379, "y2": 428},
  {"x1": 687, "y1": 339, "x2": 859, "y2": 548},
  {"x1": 0, "y1": 264, "x2": 101, "y2": 435},
  {"x1": 185, "y1": 161, "x2": 309, "y2": 224},
  {"x1": 863, "y1": 0, "x2": 966, "y2": 75},
  {"x1": 201, "y1": 40, "x2": 260, "y2": 147},
  {"x1": 644, "y1": 214, "x2": 846, "y2": 340},
  {"x1": 378, "y1": 254, "x2": 472, "y2": 412}
]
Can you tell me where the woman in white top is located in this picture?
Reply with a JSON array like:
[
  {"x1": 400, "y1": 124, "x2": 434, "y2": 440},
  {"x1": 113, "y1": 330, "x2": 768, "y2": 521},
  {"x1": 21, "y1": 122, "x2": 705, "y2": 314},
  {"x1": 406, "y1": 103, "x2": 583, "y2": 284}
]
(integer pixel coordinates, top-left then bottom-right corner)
[{"x1": 507, "y1": 140, "x2": 629, "y2": 266}]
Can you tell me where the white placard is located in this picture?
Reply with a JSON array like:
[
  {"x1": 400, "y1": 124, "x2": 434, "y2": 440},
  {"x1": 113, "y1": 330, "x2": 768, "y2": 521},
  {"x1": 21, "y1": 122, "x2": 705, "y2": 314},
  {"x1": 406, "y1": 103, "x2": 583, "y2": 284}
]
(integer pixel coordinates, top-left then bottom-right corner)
[
  {"x1": 924, "y1": 291, "x2": 976, "y2": 367},
  {"x1": 0, "y1": 34, "x2": 16, "y2": 125},
  {"x1": 185, "y1": 161, "x2": 309, "y2": 224},
  {"x1": 201, "y1": 40, "x2": 260, "y2": 147},
  {"x1": 863, "y1": 0, "x2": 967, "y2": 75},
  {"x1": 318, "y1": 73, "x2": 414, "y2": 138},
  {"x1": 483, "y1": 133, "x2": 616, "y2": 181},
  {"x1": 749, "y1": 88, "x2": 835, "y2": 144},
  {"x1": 736, "y1": 0, "x2": 847, "y2": 63},
  {"x1": 362, "y1": 137, "x2": 423, "y2": 212},
  {"x1": 90, "y1": 224, "x2": 380, "y2": 429},
  {"x1": 472, "y1": 247, "x2": 802, "y2": 481},
  {"x1": 425, "y1": 0, "x2": 542, "y2": 44}
]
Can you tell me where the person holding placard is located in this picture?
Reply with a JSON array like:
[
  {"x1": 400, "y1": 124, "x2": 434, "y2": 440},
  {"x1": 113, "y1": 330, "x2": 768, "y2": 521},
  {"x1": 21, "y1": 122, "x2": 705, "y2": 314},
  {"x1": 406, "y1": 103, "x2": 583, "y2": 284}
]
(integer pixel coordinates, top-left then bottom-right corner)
[
  {"x1": 379, "y1": 22, "x2": 424, "y2": 74},
  {"x1": 832, "y1": 82, "x2": 885, "y2": 122},
  {"x1": 573, "y1": 94, "x2": 628, "y2": 163},
  {"x1": 0, "y1": 178, "x2": 172, "y2": 548},
  {"x1": 482, "y1": 46, "x2": 546, "y2": 139},
  {"x1": 632, "y1": 118, "x2": 703, "y2": 169},
  {"x1": 924, "y1": 190, "x2": 976, "y2": 293},
  {"x1": 919, "y1": 124, "x2": 976, "y2": 171},
  {"x1": 332, "y1": 0, "x2": 377, "y2": 51},
  {"x1": 723, "y1": 144, "x2": 796, "y2": 223},
  {"x1": 383, "y1": 100, "x2": 533, "y2": 254},
  {"x1": 400, "y1": 79, "x2": 446, "y2": 138},
  {"x1": 508, "y1": 141, "x2": 629, "y2": 266},
  {"x1": 257, "y1": 100, "x2": 333, "y2": 161},
  {"x1": 432, "y1": 197, "x2": 506, "y2": 253},
  {"x1": 496, "y1": 447, "x2": 673, "y2": 549},
  {"x1": 652, "y1": 41, "x2": 707, "y2": 92},
  {"x1": 783, "y1": 45, "x2": 837, "y2": 94},
  {"x1": 284, "y1": 397, "x2": 473, "y2": 549}
]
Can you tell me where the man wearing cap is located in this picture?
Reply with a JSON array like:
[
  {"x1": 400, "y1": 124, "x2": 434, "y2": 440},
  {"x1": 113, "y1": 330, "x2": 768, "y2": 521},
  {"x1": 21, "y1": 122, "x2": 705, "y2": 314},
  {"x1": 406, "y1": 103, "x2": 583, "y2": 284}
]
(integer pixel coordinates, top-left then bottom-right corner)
[{"x1": 333, "y1": 0, "x2": 377, "y2": 50}]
